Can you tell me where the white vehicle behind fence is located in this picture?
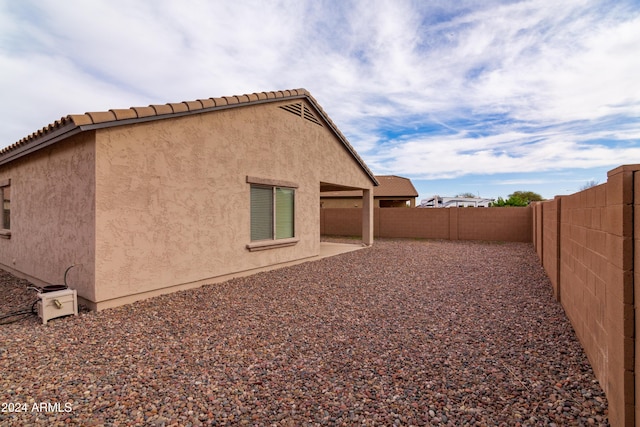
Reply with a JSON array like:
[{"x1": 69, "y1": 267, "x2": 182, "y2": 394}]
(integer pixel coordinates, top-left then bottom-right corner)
[{"x1": 419, "y1": 195, "x2": 495, "y2": 208}]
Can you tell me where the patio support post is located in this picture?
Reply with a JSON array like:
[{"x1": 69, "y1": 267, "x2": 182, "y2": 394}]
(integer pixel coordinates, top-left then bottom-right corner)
[{"x1": 362, "y1": 188, "x2": 374, "y2": 246}]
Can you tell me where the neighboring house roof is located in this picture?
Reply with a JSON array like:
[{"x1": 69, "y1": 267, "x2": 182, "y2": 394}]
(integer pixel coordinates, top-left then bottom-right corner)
[
  {"x1": 0, "y1": 88, "x2": 378, "y2": 186},
  {"x1": 321, "y1": 175, "x2": 418, "y2": 198}
]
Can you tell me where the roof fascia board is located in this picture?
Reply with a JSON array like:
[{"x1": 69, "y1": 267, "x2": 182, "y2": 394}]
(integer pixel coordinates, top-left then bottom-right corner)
[
  {"x1": 1, "y1": 91, "x2": 379, "y2": 187},
  {"x1": 301, "y1": 97, "x2": 379, "y2": 187},
  {"x1": 0, "y1": 124, "x2": 81, "y2": 167}
]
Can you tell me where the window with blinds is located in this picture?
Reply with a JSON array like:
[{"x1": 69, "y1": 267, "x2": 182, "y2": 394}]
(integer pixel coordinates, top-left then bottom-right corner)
[
  {"x1": 250, "y1": 185, "x2": 295, "y2": 241},
  {"x1": 0, "y1": 180, "x2": 10, "y2": 231}
]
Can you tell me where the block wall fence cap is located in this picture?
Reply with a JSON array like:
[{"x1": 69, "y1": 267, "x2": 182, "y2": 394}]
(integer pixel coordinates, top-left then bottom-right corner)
[{"x1": 607, "y1": 164, "x2": 640, "y2": 176}]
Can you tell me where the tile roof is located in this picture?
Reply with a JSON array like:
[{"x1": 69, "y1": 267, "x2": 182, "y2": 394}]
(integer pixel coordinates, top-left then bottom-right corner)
[
  {"x1": 0, "y1": 89, "x2": 378, "y2": 185},
  {"x1": 321, "y1": 175, "x2": 418, "y2": 198}
]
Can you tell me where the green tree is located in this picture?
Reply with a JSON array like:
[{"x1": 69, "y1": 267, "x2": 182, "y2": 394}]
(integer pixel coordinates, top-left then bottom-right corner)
[
  {"x1": 456, "y1": 192, "x2": 477, "y2": 198},
  {"x1": 508, "y1": 191, "x2": 543, "y2": 204},
  {"x1": 491, "y1": 197, "x2": 507, "y2": 207},
  {"x1": 491, "y1": 196, "x2": 527, "y2": 207},
  {"x1": 491, "y1": 191, "x2": 542, "y2": 207}
]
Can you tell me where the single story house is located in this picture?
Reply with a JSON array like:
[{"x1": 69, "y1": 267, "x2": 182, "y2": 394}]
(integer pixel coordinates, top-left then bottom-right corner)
[
  {"x1": 0, "y1": 89, "x2": 378, "y2": 310},
  {"x1": 320, "y1": 175, "x2": 418, "y2": 208}
]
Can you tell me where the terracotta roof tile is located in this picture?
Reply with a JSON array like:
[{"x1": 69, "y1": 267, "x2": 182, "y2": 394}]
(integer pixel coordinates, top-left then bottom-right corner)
[
  {"x1": 184, "y1": 100, "x2": 204, "y2": 111},
  {"x1": 1, "y1": 88, "x2": 377, "y2": 186},
  {"x1": 222, "y1": 96, "x2": 239, "y2": 105},
  {"x1": 110, "y1": 108, "x2": 138, "y2": 120},
  {"x1": 86, "y1": 111, "x2": 117, "y2": 124},
  {"x1": 131, "y1": 106, "x2": 156, "y2": 118},
  {"x1": 198, "y1": 98, "x2": 216, "y2": 109},
  {"x1": 168, "y1": 102, "x2": 189, "y2": 113},
  {"x1": 212, "y1": 97, "x2": 227, "y2": 106},
  {"x1": 151, "y1": 104, "x2": 173, "y2": 115},
  {"x1": 0, "y1": 116, "x2": 76, "y2": 156},
  {"x1": 68, "y1": 114, "x2": 93, "y2": 126}
]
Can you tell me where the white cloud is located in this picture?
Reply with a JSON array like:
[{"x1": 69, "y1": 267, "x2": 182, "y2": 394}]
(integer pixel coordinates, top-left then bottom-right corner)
[
  {"x1": 369, "y1": 129, "x2": 640, "y2": 179},
  {"x1": 0, "y1": 0, "x2": 638, "y2": 191}
]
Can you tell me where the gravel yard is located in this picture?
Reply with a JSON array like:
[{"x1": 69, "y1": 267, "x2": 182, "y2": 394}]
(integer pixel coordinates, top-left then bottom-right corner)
[{"x1": 1, "y1": 239, "x2": 608, "y2": 426}]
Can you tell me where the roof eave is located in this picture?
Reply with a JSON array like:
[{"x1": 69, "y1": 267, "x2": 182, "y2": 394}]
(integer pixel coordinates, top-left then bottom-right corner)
[
  {"x1": 75, "y1": 92, "x2": 379, "y2": 186},
  {"x1": 1, "y1": 89, "x2": 379, "y2": 187},
  {"x1": 0, "y1": 122, "x2": 81, "y2": 167},
  {"x1": 300, "y1": 93, "x2": 379, "y2": 187}
]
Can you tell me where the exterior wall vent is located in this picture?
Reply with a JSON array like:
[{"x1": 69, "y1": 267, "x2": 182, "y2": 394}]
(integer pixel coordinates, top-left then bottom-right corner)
[{"x1": 279, "y1": 102, "x2": 323, "y2": 127}]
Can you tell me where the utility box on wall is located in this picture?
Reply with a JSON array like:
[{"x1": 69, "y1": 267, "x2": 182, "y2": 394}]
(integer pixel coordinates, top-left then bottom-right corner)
[{"x1": 37, "y1": 289, "x2": 78, "y2": 325}]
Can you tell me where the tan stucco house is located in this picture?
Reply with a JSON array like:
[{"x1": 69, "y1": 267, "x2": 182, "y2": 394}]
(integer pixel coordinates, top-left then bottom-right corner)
[
  {"x1": 0, "y1": 89, "x2": 378, "y2": 310},
  {"x1": 321, "y1": 175, "x2": 418, "y2": 208}
]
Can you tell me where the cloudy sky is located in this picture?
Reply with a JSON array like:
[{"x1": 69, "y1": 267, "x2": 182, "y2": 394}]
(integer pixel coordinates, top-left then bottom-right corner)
[{"x1": 1, "y1": 0, "x2": 639, "y2": 201}]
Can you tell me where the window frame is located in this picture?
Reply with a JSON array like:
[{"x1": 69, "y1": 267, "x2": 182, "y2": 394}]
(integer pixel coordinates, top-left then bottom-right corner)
[
  {"x1": 246, "y1": 176, "x2": 299, "y2": 251},
  {"x1": 0, "y1": 178, "x2": 10, "y2": 239}
]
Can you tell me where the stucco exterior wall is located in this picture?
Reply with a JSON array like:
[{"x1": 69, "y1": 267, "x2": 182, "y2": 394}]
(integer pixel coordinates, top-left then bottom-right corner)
[
  {"x1": 93, "y1": 99, "x2": 373, "y2": 307},
  {"x1": 0, "y1": 134, "x2": 96, "y2": 300}
]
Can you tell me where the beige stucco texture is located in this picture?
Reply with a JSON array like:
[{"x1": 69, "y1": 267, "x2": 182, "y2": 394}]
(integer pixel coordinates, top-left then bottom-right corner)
[
  {"x1": 92, "y1": 99, "x2": 373, "y2": 308},
  {"x1": 0, "y1": 134, "x2": 96, "y2": 300}
]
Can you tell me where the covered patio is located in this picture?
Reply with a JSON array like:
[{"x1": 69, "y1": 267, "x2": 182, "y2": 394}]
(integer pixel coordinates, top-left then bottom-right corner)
[{"x1": 320, "y1": 181, "x2": 374, "y2": 246}]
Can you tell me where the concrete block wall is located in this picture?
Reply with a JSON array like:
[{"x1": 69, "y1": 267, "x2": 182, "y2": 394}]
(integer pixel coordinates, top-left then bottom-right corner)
[
  {"x1": 541, "y1": 197, "x2": 561, "y2": 301},
  {"x1": 533, "y1": 164, "x2": 640, "y2": 427},
  {"x1": 320, "y1": 208, "x2": 363, "y2": 237},
  {"x1": 376, "y1": 208, "x2": 451, "y2": 239},
  {"x1": 456, "y1": 206, "x2": 531, "y2": 241},
  {"x1": 321, "y1": 207, "x2": 532, "y2": 242},
  {"x1": 634, "y1": 171, "x2": 640, "y2": 427}
]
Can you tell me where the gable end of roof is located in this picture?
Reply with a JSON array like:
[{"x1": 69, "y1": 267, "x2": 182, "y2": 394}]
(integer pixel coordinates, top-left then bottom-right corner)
[{"x1": 0, "y1": 88, "x2": 377, "y2": 185}]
